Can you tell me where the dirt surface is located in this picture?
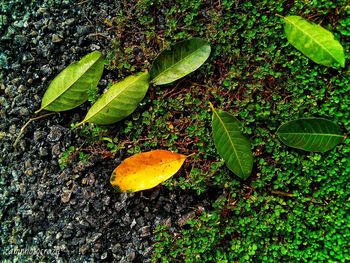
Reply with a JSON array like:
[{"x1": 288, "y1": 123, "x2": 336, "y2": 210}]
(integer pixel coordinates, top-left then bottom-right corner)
[{"x1": 0, "y1": 1, "x2": 221, "y2": 261}]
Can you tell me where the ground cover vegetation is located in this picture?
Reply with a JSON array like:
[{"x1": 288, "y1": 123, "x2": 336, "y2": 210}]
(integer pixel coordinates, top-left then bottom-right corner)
[{"x1": 27, "y1": 0, "x2": 349, "y2": 261}]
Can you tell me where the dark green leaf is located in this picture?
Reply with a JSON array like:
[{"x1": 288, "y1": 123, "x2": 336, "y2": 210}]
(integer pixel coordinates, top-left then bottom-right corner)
[
  {"x1": 210, "y1": 103, "x2": 253, "y2": 179},
  {"x1": 277, "y1": 118, "x2": 344, "y2": 152}
]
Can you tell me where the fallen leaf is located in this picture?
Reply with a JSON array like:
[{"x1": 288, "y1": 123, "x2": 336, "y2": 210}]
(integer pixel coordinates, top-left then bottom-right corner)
[{"x1": 110, "y1": 150, "x2": 188, "y2": 192}]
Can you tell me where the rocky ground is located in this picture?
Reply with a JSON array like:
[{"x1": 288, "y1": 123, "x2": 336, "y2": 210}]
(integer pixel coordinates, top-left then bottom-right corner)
[{"x1": 0, "y1": 1, "x2": 219, "y2": 261}]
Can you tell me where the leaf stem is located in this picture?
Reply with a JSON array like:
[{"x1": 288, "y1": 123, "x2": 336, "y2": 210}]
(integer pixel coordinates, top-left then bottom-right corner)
[
  {"x1": 74, "y1": 121, "x2": 85, "y2": 127},
  {"x1": 208, "y1": 101, "x2": 215, "y2": 111},
  {"x1": 34, "y1": 108, "x2": 43, "y2": 114},
  {"x1": 275, "y1": 14, "x2": 284, "y2": 19},
  {"x1": 271, "y1": 190, "x2": 295, "y2": 197},
  {"x1": 13, "y1": 112, "x2": 56, "y2": 148},
  {"x1": 186, "y1": 153, "x2": 196, "y2": 158}
]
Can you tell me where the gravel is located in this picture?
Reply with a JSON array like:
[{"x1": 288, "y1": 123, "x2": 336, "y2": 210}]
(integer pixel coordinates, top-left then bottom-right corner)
[{"x1": 0, "y1": 0, "x2": 222, "y2": 261}]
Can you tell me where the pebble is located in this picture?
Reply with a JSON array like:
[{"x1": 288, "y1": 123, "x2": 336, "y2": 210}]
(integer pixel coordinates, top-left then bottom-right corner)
[
  {"x1": 33, "y1": 131, "x2": 45, "y2": 141},
  {"x1": 61, "y1": 188, "x2": 72, "y2": 203},
  {"x1": 79, "y1": 244, "x2": 89, "y2": 255},
  {"x1": 89, "y1": 233, "x2": 102, "y2": 243},
  {"x1": 51, "y1": 143, "x2": 61, "y2": 156},
  {"x1": 52, "y1": 34, "x2": 63, "y2": 43},
  {"x1": 39, "y1": 147, "x2": 48, "y2": 156},
  {"x1": 178, "y1": 211, "x2": 196, "y2": 227},
  {"x1": 140, "y1": 226, "x2": 151, "y2": 237},
  {"x1": 47, "y1": 126, "x2": 63, "y2": 142},
  {"x1": 101, "y1": 252, "x2": 108, "y2": 260},
  {"x1": 111, "y1": 243, "x2": 121, "y2": 254}
]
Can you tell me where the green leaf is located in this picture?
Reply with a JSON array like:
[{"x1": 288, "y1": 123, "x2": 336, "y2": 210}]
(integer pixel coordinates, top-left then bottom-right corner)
[
  {"x1": 77, "y1": 72, "x2": 150, "y2": 126},
  {"x1": 150, "y1": 38, "x2": 211, "y2": 85},
  {"x1": 210, "y1": 103, "x2": 253, "y2": 179},
  {"x1": 283, "y1": 15, "x2": 345, "y2": 68},
  {"x1": 277, "y1": 118, "x2": 344, "y2": 152},
  {"x1": 35, "y1": 51, "x2": 104, "y2": 113}
]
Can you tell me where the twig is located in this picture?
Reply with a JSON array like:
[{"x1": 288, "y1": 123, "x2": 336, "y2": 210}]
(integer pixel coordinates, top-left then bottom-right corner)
[
  {"x1": 13, "y1": 112, "x2": 56, "y2": 148},
  {"x1": 271, "y1": 190, "x2": 295, "y2": 197},
  {"x1": 76, "y1": 0, "x2": 89, "y2": 5}
]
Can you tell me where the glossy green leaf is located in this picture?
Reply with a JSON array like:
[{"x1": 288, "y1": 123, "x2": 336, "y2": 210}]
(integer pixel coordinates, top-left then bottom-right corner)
[
  {"x1": 150, "y1": 38, "x2": 211, "y2": 85},
  {"x1": 210, "y1": 103, "x2": 253, "y2": 179},
  {"x1": 77, "y1": 72, "x2": 150, "y2": 126},
  {"x1": 277, "y1": 118, "x2": 344, "y2": 152},
  {"x1": 35, "y1": 51, "x2": 104, "y2": 113},
  {"x1": 284, "y1": 15, "x2": 345, "y2": 67}
]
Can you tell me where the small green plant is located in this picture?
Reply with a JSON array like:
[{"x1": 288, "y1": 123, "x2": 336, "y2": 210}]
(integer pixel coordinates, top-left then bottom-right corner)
[
  {"x1": 58, "y1": 146, "x2": 91, "y2": 170},
  {"x1": 87, "y1": 84, "x2": 99, "y2": 103},
  {"x1": 58, "y1": 146, "x2": 77, "y2": 170},
  {"x1": 102, "y1": 137, "x2": 120, "y2": 153}
]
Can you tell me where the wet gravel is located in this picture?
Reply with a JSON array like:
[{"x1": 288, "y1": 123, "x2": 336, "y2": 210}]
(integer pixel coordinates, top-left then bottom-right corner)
[{"x1": 0, "y1": 0, "x2": 221, "y2": 261}]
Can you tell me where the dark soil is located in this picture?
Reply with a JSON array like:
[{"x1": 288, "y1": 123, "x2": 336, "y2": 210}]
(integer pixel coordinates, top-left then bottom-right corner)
[{"x1": 0, "y1": 1, "x2": 220, "y2": 261}]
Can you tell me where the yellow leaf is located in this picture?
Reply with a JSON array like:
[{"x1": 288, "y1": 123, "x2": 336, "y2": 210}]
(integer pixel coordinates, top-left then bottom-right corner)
[{"x1": 110, "y1": 150, "x2": 187, "y2": 192}]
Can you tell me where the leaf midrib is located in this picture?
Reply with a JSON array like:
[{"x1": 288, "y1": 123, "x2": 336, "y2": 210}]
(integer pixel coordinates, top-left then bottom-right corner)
[
  {"x1": 212, "y1": 108, "x2": 245, "y2": 175},
  {"x1": 152, "y1": 44, "x2": 207, "y2": 83},
  {"x1": 43, "y1": 55, "x2": 101, "y2": 109},
  {"x1": 278, "y1": 132, "x2": 344, "y2": 137},
  {"x1": 285, "y1": 16, "x2": 339, "y2": 64},
  {"x1": 83, "y1": 74, "x2": 145, "y2": 123}
]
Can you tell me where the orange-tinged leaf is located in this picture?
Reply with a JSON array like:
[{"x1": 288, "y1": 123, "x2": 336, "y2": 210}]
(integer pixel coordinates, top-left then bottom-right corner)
[{"x1": 110, "y1": 150, "x2": 187, "y2": 192}]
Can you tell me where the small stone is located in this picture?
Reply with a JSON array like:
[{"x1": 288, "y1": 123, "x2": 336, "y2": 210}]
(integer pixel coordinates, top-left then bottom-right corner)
[
  {"x1": 79, "y1": 244, "x2": 89, "y2": 254},
  {"x1": 48, "y1": 126, "x2": 63, "y2": 142},
  {"x1": 92, "y1": 200, "x2": 102, "y2": 211},
  {"x1": 111, "y1": 243, "x2": 121, "y2": 254},
  {"x1": 39, "y1": 147, "x2": 48, "y2": 156},
  {"x1": 130, "y1": 219, "x2": 136, "y2": 229},
  {"x1": 64, "y1": 18, "x2": 75, "y2": 26},
  {"x1": 163, "y1": 217, "x2": 172, "y2": 227},
  {"x1": 125, "y1": 250, "x2": 136, "y2": 262},
  {"x1": 90, "y1": 44, "x2": 100, "y2": 50},
  {"x1": 37, "y1": 191, "x2": 44, "y2": 199},
  {"x1": 18, "y1": 85, "x2": 26, "y2": 93},
  {"x1": 82, "y1": 178, "x2": 87, "y2": 185},
  {"x1": 103, "y1": 196, "x2": 110, "y2": 206},
  {"x1": 101, "y1": 252, "x2": 108, "y2": 260},
  {"x1": 52, "y1": 34, "x2": 63, "y2": 43},
  {"x1": 56, "y1": 232, "x2": 62, "y2": 240},
  {"x1": 140, "y1": 226, "x2": 151, "y2": 237},
  {"x1": 76, "y1": 25, "x2": 91, "y2": 36},
  {"x1": 178, "y1": 211, "x2": 196, "y2": 227},
  {"x1": 89, "y1": 233, "x2": 102, "y2": 243},
  {"x1": 87, "y1": 173, "x2": 95, "y2": 186},
  {"x1": 24, "y1": 160, "x2": 32, "y2": 168},
  {"x1": 51, "y1": 143, "x2": 61, "y2": 156},
  {"x1": 114, "y1": 202, "x2": 125, "y2": 212},
  {"x1": 33, "y1": 131, "x2": 45, "y2": 141},
  {"x1": 61, "y1": 189, "x2": 72, "y2": 203}
]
